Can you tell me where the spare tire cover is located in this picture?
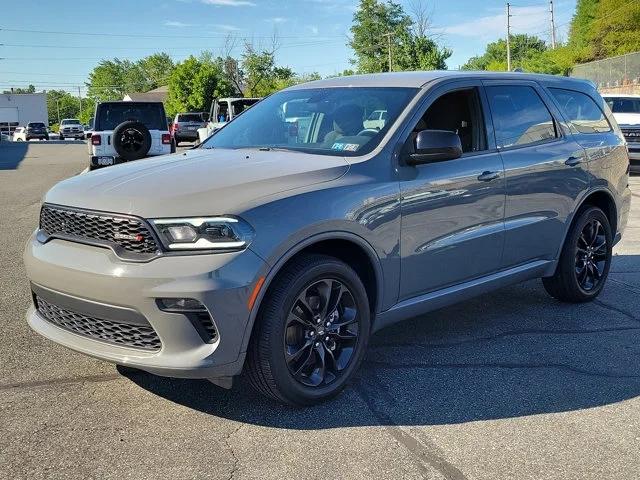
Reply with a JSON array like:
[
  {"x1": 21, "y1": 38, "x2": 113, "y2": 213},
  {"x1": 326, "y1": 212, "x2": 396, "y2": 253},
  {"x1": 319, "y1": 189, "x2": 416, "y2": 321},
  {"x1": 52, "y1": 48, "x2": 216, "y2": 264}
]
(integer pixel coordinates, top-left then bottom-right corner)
[{"x1": 112, "y1": 121, "x2": 152, "y2": 161}]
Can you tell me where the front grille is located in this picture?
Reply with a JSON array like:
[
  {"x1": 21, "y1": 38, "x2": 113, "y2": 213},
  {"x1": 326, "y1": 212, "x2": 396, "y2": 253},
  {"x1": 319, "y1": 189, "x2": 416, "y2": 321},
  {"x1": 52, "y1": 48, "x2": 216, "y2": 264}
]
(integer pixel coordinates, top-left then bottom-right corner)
[
  {"x1": 39, "y1": 204, "x2": 160, "y2": 255},
  {"x1": 35, "y1": 296, "x2": 162, "y2": 351},
  {"x1": 622, "y1": 129, "x2": 640, "y2": 143}
]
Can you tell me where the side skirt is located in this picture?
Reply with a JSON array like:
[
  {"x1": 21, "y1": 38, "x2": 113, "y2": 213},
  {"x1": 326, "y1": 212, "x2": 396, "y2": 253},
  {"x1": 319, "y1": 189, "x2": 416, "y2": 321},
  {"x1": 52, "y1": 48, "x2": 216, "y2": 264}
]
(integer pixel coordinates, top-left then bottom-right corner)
[{"x1": 372, "y1": 260, "x2": 555, "y2": 333}]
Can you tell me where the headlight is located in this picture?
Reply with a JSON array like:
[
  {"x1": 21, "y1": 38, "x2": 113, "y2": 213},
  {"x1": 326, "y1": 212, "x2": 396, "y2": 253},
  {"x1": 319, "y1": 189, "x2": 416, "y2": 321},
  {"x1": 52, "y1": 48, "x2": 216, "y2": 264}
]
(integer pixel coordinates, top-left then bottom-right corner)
[{"x1": 150, "y1": 216, "x2": 254, "y2": 251}]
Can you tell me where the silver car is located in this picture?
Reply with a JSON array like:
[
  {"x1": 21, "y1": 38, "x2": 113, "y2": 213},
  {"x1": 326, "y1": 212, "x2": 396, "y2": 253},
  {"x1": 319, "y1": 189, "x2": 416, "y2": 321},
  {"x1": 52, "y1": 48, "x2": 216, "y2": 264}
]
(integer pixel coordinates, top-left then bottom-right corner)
[{"x1": 24, "y1": 71, "x2": 631, "y2": 406}]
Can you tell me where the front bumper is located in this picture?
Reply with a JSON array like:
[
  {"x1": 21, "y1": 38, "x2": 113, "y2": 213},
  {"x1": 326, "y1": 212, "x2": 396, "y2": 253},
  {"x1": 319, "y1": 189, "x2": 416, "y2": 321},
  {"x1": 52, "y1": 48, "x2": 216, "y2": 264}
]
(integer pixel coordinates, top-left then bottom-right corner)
[{"x1": 24, "y1": 232, "x2": 267, "y2": 379}]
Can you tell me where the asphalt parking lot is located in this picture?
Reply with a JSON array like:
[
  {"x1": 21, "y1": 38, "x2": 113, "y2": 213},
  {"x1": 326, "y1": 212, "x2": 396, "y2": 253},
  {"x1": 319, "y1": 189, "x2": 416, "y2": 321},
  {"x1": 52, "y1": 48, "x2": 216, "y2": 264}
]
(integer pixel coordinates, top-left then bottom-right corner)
[{"x1": 1, "y1": 142, "x2": 640, "y2": 480}]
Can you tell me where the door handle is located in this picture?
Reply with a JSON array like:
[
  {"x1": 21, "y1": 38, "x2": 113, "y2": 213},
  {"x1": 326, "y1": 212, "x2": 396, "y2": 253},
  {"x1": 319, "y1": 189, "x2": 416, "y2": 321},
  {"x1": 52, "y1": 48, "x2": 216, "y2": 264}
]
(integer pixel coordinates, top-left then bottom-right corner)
[
  {"x1": 477, "y1": 171, "x2": 500, "y2": 182},
  {"x1": 565, "y1": 156, "x2": 583, "y2": 167}
]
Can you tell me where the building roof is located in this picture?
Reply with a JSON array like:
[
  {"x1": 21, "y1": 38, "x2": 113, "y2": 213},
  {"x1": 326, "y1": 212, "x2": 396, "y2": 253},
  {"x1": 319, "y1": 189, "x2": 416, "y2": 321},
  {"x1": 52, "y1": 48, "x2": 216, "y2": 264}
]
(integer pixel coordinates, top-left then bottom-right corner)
[
  {"x1": 123, "y1": 85, "x2": 168, "y2": 103},
  {"x1": 288, "y1": 70, "x2": 594, "y2": 90}
]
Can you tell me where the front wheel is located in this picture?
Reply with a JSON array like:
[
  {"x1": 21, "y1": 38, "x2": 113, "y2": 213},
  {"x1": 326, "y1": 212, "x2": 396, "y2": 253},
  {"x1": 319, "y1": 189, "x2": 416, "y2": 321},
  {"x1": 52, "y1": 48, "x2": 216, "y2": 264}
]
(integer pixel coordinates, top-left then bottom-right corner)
[
  {"x1": 543, "y1": 206, "x2": 612, "y2": 302},
  {"x1": 246, "y1": 254, "x2": 371, "y2": 406}
]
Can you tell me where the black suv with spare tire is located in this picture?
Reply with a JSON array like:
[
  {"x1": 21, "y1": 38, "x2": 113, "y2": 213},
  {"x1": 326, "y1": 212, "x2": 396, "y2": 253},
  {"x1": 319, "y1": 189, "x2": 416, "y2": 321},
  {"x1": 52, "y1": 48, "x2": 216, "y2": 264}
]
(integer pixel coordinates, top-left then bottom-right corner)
[{"x1": 88, "y1": 101, "x2": 174, "y2": 170}]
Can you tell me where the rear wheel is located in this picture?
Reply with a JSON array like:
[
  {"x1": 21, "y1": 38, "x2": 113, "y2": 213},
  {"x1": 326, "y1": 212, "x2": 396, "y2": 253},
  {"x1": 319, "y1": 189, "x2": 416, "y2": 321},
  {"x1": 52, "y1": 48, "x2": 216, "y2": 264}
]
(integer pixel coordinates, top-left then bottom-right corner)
[
  {"x1": 246, "y1": 254, "x2": 371, "y2": 406},
  {"x1": 543, "y1": 206, "x2": 612, "y2": 302}
]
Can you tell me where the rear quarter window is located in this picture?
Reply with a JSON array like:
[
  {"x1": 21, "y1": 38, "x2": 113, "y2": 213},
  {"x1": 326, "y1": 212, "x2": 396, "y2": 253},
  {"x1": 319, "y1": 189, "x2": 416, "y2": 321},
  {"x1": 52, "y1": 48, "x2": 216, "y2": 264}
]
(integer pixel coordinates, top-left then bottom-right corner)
[{"x1": 549, "y1": 88, "x2": 611, "y2": 134}]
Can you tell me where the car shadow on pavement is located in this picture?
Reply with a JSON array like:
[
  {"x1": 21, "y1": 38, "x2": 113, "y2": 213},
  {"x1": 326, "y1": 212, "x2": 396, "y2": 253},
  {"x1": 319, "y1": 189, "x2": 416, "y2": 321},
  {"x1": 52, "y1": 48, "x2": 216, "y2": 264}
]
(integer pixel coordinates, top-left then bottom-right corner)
[
  {"x1": 122, "y1": 254, "x2": 640, "y2": 429},
  {"x1": 0, "y1": 143, "x2": 29, "y2": 169}
]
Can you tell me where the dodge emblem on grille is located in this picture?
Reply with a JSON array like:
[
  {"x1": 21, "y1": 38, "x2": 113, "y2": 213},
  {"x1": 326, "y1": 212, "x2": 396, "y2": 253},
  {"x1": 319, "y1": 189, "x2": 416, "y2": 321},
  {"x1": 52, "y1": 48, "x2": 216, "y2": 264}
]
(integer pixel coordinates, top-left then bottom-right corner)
[{"x1": 114, "y1": 232, "x2": 144, "y2": 242}]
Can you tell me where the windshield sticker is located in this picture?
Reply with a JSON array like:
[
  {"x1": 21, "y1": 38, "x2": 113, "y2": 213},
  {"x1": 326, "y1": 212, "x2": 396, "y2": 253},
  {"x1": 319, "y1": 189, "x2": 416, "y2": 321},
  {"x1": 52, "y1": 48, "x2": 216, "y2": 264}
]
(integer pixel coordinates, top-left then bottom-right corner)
[
  {"x1": 331, "y1": 143, "x2": 345, "y2": 151},
  {"x1": 344, "y1": 144, "x2": 360, "y2": 152}
]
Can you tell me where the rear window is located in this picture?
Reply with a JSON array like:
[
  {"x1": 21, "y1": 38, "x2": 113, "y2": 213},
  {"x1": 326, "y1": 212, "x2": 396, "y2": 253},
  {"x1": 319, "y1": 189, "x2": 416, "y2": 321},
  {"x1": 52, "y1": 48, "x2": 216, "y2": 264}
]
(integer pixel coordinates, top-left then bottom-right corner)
[
  {"x1": 177, "y1": 113, "x2": 204, "y2": 122},
  {"x1": 95, "y1": 103, "x2": 167, "y2": 131},
  {"x1": 550, "y1": 88, "x2": 611, "y2": 134},
  {"x1": 28, "y1": 122, "x2": 45, "y2": 128},
  {"x1": 605, "y1": 97, "x2": 640, "y2": 114}
]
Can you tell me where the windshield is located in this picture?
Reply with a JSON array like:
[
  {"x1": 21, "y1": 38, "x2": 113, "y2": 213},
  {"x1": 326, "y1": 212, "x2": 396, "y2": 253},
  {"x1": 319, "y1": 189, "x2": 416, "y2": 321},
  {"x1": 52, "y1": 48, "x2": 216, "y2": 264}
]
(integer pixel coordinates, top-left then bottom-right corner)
[
  {"x1": 61, "y1": 119, "x2": 80, "y2": 125},
  {"x1": 201, "y1": 87, "x2": 418, "y2": 156},
  {"x1": 605, "y1": 97, "x2": 640, "y2": 114}
]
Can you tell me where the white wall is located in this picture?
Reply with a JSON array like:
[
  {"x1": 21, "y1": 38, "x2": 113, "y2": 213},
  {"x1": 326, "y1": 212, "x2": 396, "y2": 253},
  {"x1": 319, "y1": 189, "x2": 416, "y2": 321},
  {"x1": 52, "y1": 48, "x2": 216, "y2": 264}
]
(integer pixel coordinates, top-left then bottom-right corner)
[{"x1": 0, "y1": 93, "x2": 48, "y2": 124}]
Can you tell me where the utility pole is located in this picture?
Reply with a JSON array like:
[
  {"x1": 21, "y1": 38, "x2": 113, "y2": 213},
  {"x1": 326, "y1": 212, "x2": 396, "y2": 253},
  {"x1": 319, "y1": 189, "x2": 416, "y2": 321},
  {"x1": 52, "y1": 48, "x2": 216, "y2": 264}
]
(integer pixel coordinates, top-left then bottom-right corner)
[
  {"x1": 56, "y1": 99, "x2": 61, "y2": 124},
  {"x1": 77, "y1": 86, "x2": 82, "y2": 116},
  {"x1": 506, "y1": 2, "x2": 512, "y2": 72},
  {"x1": 549, "y1": 0, "x2": 557, "y2": 49},
  {"x1": 382, "y1": 32, "x2": 393, "y2": 72}
]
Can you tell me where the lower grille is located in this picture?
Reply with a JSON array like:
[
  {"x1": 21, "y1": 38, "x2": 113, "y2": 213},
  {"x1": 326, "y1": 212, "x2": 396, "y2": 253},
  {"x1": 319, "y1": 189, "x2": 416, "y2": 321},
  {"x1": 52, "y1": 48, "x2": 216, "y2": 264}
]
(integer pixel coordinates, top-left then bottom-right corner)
[
  {"x1": 35, "y1": 296, "x2": 161, "y2": 351},
  {"x1": 622, "y1": 129, "x2": 640, "y2": 143}
]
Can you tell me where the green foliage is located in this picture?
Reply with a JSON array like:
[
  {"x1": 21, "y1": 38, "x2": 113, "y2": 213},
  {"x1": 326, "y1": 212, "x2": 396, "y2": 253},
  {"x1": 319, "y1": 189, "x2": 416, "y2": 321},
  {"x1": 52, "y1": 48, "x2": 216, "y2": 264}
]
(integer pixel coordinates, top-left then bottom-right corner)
[
  {"x1": 462, "y1": 34, "x2": 547, "y2": 71},
  {"x1": 86, "y1": 53, "x2": 176, "y2": 102},
  {"x1": 46, "y1": 90, "x2": 81, "y2": 125},
  {"x1": 165, "y1": 55, "x2": 234, "y2": 117},
  {"x1": 349, "y1": 0, "x2": 413, "y2": 73},
  {"x1": 395, "y1": 29, "x2": 451, "y2": 71},
  {"x1": 462, "y1": 0, "x2": 640, "y2": 75},
  {"x1": 3, "y1": 85, "x2": 36, "y2": 94}
]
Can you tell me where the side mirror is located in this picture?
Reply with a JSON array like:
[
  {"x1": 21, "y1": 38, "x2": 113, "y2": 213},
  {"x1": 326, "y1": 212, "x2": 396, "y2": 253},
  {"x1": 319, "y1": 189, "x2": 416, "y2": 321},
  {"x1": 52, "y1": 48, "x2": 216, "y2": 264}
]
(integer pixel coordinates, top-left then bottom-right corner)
[{"x1": 407, "y1": 129, "x2": 462, "y2": 165}]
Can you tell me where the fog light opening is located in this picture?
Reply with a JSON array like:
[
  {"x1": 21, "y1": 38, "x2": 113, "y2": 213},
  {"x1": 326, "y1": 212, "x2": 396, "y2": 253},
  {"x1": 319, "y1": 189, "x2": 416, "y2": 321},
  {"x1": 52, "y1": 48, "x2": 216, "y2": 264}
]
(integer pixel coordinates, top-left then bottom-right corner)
[{"x1": 157, "y1": 297, "x2": 206, "y2": 312}]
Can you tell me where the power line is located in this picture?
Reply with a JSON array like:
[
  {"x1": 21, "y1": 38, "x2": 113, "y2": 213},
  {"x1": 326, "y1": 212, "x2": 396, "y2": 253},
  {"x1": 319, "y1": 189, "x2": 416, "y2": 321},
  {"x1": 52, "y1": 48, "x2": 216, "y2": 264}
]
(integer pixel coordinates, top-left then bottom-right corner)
[{"x1": 0, "y1": 27, "x2": 345, "y2": 40}]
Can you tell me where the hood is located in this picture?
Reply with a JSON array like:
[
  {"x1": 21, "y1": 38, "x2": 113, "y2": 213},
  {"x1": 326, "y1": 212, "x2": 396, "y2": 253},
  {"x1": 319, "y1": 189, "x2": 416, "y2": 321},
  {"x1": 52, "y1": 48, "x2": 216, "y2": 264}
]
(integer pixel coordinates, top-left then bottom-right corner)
[
  {"x1": 612, "y1": 112, "x2": 640, "y2": 126},
  {"x1": 45, "y1": 148, "x2": 349, "y2": 218}
]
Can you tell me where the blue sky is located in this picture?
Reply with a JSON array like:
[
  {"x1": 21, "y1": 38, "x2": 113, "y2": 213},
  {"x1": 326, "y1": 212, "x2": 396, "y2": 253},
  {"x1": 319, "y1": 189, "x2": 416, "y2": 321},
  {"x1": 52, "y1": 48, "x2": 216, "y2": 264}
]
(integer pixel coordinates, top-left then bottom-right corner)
[{"x1": 1, "y1": 0, "x2": 576, "y2": 94}]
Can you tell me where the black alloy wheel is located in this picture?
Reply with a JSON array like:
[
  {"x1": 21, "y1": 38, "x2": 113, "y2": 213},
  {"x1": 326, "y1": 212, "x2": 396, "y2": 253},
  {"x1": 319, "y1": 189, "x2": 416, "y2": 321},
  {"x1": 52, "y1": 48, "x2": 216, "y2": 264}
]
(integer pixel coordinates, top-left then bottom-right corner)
[
  {"x1": 246, "y1": 253, "x2": 371, "y2": 406},
  {"x1": 575, "y1": 218, "x2": 608, "y2": 292},
  {"x1": 543, "y1": 206, "x2": 612, "y2": 303},
  {"x1": 284, "y1": 278, "x2": 360, "y2": 387}
]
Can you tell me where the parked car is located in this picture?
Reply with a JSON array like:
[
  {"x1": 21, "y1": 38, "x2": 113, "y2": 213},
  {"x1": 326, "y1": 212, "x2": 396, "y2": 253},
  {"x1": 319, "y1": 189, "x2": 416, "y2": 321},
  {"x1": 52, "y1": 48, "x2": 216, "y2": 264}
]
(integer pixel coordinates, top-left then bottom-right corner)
[
  {"x1": 24, "y1": 71, "x2": 631, "y2": 406},
  {"x1": 363, "y1": 109, "x2": 388, "y2": 130},
  {"x1": 58, "y1": 118, "x2": 84, "y2": 140},
  {"x1": 172, "y1": 112, "x2": 207, "y2": 146},
  {"x1": 87, "y1": 101, "x2": 173, "y2": 170},
  {"x1": 603, "y1": 94, "x2": 640, "y2": 172},
  {"x1": 12, "y1": 123, "x2": 48, "y2": 141},
  {"x1": 196, "y1": 97, "x2": 260, "y2": 143}
]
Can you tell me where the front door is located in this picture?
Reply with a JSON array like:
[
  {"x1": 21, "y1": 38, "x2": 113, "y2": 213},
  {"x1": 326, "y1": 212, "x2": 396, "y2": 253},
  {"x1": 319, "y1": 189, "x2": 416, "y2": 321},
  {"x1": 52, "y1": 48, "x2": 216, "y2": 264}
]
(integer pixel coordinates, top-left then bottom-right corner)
[{"x1": 398, "y1": 81, "x2": 506, "y2": 301}]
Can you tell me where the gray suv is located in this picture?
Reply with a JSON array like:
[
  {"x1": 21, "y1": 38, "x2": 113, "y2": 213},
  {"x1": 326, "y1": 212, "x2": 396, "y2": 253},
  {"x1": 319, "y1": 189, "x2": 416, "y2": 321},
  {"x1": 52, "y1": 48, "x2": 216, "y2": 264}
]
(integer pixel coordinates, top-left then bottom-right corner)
[{"x1": 24, "y1": 72, "x2": 631, "y2": 406}]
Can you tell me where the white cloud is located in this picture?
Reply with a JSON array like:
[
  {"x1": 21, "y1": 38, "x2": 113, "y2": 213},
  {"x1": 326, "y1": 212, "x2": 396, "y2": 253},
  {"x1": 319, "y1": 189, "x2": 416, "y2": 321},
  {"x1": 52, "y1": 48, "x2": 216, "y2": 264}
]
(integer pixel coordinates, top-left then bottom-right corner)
[
  {"x1": 200, "y1": 0, "x2": 256, "y2": 6},
  {"x1": 265, "y1": 17, "x2": 288, "y2": 23},
  {"x1": 164, "y1": 20, "x2": 194, "y2": 27},
  {"x1": 211, "y1": 23, "x2": 241, "y2": 31},
  {"x1": 439, "y1": 5, "x2": 554, "y2": 41}
]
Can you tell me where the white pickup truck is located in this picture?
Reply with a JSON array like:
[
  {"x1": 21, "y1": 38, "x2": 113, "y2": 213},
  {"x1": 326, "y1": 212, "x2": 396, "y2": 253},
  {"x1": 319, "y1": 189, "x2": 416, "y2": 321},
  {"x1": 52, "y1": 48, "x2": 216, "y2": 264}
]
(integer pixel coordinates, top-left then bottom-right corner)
[
  {"x1": 603, "y1": 94, "x2": 640, "y2": 173},
  {"x1": 196, "y1": 97, "x2": 261, "y2": 144}
]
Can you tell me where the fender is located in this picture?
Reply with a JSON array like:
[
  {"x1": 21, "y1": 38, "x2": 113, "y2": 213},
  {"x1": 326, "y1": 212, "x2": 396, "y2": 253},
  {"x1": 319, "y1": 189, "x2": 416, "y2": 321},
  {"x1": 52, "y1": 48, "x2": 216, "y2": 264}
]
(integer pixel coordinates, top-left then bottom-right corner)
[
  {"x1": 551, "y1": 186, "x2": 618, "y2": 264},
  {"x1": 238, "y1": 230, "x2": 385, "y2": 355}
]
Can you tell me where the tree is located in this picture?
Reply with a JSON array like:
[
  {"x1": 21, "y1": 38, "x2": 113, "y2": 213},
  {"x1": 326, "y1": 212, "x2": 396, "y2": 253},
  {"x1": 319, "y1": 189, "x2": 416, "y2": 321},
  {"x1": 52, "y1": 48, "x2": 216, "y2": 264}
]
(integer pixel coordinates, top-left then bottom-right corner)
[
  {"x1": 86, "y1": 53, "x2": 176, "y2": 102},
  {"x1": 461, "y1": 34, "x2": 547, "y2": 71},
  {"x1": 241, "y1": 44, "x2": 298, "y2": 96},
  {"x1": 349, "y1": 0, "x2": 450, "y2": 73},
  {"x1": 46, "y1": 90, "x2": 81, "y2": 125},
  {"x1": 165, "y1": 55, "x2": 234, "y2": 117},
  {"x1": 138, "y1": 53, "x2": 175, "y2": 89},
  {"x1": 589, "y1": 0, "x2": 640, "y2": 60},
  {"x1": 3, "y1": 85, "x2": 36, "y2": 94},
  {"x1": 349, "y1": 0, "x2": 413, "y2": 73}
]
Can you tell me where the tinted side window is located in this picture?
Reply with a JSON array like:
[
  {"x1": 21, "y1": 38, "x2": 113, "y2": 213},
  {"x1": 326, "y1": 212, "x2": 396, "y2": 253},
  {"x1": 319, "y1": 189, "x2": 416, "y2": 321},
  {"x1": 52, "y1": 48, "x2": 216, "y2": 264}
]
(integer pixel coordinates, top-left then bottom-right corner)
[
  {"x1": 486, "y1": 85, "x2": 557, "y2": 148},
  {"x1": 549, "y1": 88, "x2": 611, "y2": 134}
]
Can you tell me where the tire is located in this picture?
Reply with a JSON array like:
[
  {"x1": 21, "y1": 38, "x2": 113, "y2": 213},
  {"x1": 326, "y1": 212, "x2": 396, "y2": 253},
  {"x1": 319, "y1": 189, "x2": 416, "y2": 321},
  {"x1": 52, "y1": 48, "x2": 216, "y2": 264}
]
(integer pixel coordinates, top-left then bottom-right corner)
[
  {"x1": 246, "y1": 254, "x2": 371, "y2": 406},
  {"x1": 543, "y1": 206, "x2": 612, "y2": 303},
  {"x1": 59, "y1": 135, "x2": 64, "y2": 140},
  {"x1": 112, "y1": 121, "x2": 152, "y2": 161}
]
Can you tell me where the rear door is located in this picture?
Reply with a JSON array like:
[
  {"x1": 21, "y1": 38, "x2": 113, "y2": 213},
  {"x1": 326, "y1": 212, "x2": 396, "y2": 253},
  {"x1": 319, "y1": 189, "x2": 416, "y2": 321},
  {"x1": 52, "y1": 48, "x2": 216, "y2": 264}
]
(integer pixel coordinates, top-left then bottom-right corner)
[{"x1": 483, "y1": 80, "x2": 590, "y2": 268}]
